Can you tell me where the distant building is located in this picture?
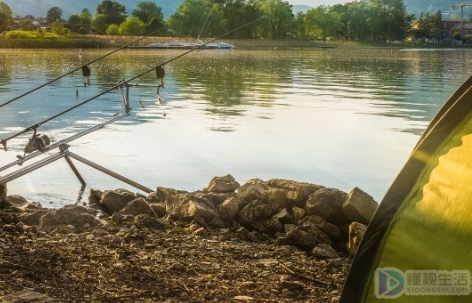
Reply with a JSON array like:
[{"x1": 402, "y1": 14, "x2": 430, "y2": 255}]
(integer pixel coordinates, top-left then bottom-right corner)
[{"x1": 442, "y1": 19, "x2": 472, "y2": 37}]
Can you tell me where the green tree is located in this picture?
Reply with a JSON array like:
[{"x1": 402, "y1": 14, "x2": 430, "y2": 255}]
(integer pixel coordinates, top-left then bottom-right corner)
[
  {"x1": 425, "y1": 11, "x2": 444, "y2": 41},
  {"x1": 18, "y1": 19, "x2": 36, "y2": 31},
  {"x1": 369, "y1": 0, "x2": 413, "y2": 41},
  {"x1": 47, "y1": 6, "x2": 63, "y2": 24},
  {"x1": 118, "y1": 16, "x2": 145, "y2": 35},
  {"x1": 293, "y1": 12, "x2": 307, "y2": 39},
  {"x1": 106, "y1": 23, "x2": 120, "y2": 35},
  {"x1": 256, "y1": 0, "x2": 294, "y2": 39},
  {"x1": 346, "y1": 1, "x2": 373, "y2": 42},
  {"x1": 92, "y1": 0, "x2": 127, "y2": 34},
  {"x1": 132, "y1": 1, "x2": 165, "y2": 33},
  {"x1": 80, "y1": 8, "x2": 93, "y2": 33},
  {"x1": 330, "y1": 4, "x2": 349, "y2": 40},
  {"x1": 0, "y1": 2, "x2": 14, "y2": 32},
  {"x1": 51, "y1": 20, "x2": 65, "y2": 35},
  {"x1": 304, "y1": 6, "x2": 342, "y2": 40},
  {"x1": 220, "y1": 0, "x2": 262, "y2": 39},
  {"x1": 167, "y1": 0, "x2": 214, "y2": 38}
]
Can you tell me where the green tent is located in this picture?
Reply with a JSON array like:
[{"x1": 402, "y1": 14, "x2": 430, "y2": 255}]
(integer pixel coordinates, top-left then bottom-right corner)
[{"x1": 340, "y1": 75, "x2": 472, "y2": 302}]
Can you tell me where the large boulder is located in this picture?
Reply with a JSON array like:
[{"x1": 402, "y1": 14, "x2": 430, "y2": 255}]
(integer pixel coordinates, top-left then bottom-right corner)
[
  {"x1": 2, "y1": 195, "x2": 28, "y2": 208},
  {"x1": 166, "y1": 192, "x2": 220, "y2": 223},
  {"x1": 40, "y1": 206, "x2": 99, "y2": 228},
  {"x1": 299, "y1": 215, "x2": 341, "y2": 241},
  {"x1": 204, "y1": 174, "x2": 240, "y2": 193},
  {"x1": 236, "y1": 183, "x2": 267, "y2": 209},
  {"x1": 218, "y1": 196, "x2": 239, "y2": 221},
  {"x1": 151, "y1": 187, "x2": 187, "y2": 203},
  {"x1": 100, "y1": 189, "x2": 136, "y2": 214},
  {"x1": 305, "y1": 187, "x2": 347, "y2": 223},
  {"x1": 121, "y1": 197, "x2": 157, "y2": 217},
  {"x1": 266, "y1": 179, "x2": 322, "y2": 206},
  {"x1": 342, "y1": 187, "x2": 378, "y2": 224},
  {"x1": 19, "y1": 209, "x2": 50, "y2": 226},
  {"x1": 238, "y1": 199, "x2": 274, "y2": 226},
  {"x1": 266, "y1": 187, "x2": 290, "y2": 209}
]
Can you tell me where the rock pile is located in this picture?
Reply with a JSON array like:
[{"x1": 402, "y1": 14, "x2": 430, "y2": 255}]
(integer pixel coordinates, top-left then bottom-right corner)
[
  {"x1": 92, "y1": 175, "x2": 375, "y2": 257},
  {"x1": 0, "y1": 175, "x2": 379, "y2": 302},
  {"x1": 1, "y1": 175, "x2": 378, "y2": 257}
]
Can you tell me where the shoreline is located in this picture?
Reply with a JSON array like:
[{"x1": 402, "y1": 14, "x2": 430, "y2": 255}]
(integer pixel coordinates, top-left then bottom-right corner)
[
  {"x1": 0, "y1": 175, "x2": 375, "y2": 302},
  {"x1": 0, "y1": 35, "x2": 469, "y2": 49}
]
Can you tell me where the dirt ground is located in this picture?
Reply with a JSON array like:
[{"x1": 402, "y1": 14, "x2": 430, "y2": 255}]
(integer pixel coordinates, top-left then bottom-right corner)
[{"x1": 0, "y1": 213, "x2": 348, "y2": 302}]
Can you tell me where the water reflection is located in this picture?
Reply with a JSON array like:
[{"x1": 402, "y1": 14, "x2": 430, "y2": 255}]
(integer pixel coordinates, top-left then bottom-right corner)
[{"x1": 1, "y1": 48, "x2": 471, "y2": 204}]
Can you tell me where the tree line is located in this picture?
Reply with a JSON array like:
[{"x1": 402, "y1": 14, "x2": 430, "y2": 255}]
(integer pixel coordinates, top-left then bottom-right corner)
[{"x1": 0, "y1": 0, "x2": 446, "y2": 42}]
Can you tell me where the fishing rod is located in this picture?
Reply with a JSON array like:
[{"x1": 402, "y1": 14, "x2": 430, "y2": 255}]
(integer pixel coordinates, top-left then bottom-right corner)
[
  {"x1": 0, "y1": 28, "x2": 165, "y2": 109},
  {"x1": 0, "y1": 16, "x2": 264, "y2": 152}
]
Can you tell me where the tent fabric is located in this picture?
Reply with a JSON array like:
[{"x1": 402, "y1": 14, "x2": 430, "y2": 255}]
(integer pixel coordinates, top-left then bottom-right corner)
[{"x1": 339, "y1": 75, "x2": 472, "y2": 302}]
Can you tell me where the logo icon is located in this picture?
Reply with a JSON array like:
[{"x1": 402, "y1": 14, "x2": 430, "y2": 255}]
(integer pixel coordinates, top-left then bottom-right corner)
[{"x1": 375, "y1": 267, "x2": 405, "y2": 298}]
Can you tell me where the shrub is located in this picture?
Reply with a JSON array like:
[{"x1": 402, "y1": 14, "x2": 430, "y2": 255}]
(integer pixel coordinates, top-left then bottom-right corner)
[{"x1": 5, "y1": 30, "x2": 59, "y2": 39}]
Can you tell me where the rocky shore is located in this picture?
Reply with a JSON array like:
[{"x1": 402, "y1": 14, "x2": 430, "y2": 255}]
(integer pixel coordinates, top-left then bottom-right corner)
[{"x1": 0, "y1": 175, "x2": 377, "y2": 302}]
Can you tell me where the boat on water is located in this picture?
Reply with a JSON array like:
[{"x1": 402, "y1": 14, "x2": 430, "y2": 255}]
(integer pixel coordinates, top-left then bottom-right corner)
[{"x1": 142, "y1": 41, "x2": 235, "y2": 49}]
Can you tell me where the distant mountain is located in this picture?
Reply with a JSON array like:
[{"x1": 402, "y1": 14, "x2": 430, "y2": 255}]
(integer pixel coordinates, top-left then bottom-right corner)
[
  {"x1": 403, "y1": 0, "x2": 468, "y2": 19},
  {"x1": 3, "y1": 0, "x2": 181, "y2": 19},
  {"x1": 293, "y1": 5, "x2": 312, "y2": 14}
]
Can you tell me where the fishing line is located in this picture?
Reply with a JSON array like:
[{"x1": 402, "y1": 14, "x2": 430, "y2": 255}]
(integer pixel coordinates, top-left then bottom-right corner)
[
  {"x1": 0, "y1": 16, "x2": 264, "y2": 150},
  {"x1": 0, "y1": 28, "x2": 165, "y2": 109}
]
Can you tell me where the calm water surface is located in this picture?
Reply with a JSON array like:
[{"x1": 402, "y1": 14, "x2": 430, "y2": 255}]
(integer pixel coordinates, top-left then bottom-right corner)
[{"x1": 0, "y1": 47, "x2": 471, "y2": 206}]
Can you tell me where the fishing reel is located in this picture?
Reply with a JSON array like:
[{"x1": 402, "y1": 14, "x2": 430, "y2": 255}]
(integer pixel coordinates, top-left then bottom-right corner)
[{"x1": 17, "y1": 129, "x2": 51, "y2": 162}]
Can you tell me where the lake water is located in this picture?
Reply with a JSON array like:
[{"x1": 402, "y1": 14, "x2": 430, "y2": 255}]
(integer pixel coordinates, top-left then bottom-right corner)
[{"x1": 1, "y1": 47, "x2": 471, "y2": 207}]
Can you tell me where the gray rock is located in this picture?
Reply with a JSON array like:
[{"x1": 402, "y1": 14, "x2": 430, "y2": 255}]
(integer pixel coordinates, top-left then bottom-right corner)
[
  {"x1": 271, "y1": 208, "x2": 294, "y2": 224},
  {"x1": 88, "y1": 189, "x2": 103, "y2": 206},
  {"x1": 236, "y1": 183, "x2": 267, "y2": 209},
  {"x1": 4, "y1": 195, "x2": 28, "y2": 208},
  {"x1": 218, "y1": 196, "x2": 239, "y2": 221},
  {"x1": 198, "y1": 191, "x2": 235, "y2": 206},
  {"x1": 150, "y1": 203, "x2": 167, "y2": 217},
  {"x1": 312, "y1": 243, "x2": 339, "y2": 258},
  {"x1": 188, "y1": 198, "x2": 220, "y2": 222},
  {"x1": 285, "y1": 227, "x2": 321, "y2": 250},
  {"x1": 100, "y1": 189, "x2": 136, "y2": 214},
  {"x1": 266, "y1": 179, "x2": 322, "y2": 206},
  {"x1": 153, "y1": 187, "x2": 186, "y2": 203},
  {"x1": 204, "y1": 174, "x2": 240, "y2": 193},
  {"x1": 40, "y1": 206, "x2": 99, "y2": 228},
  {"x1": 250, "y1": 218, "x2": 283, "y2": 234},
  {"x1": 238, "y1": 199, "x2": 274, "y2": 226},
  {"x1": 19, "y1": 209, "x2": 49, "y2": 226},
  {"x1": 121, "y1": 197, "x2": 157, "y2": 217},
  {"x1": 342, "y1": 187, "x2": 378, "y2": 224},
  {"x1": 266, "y1": 187, "x2": 289, "y2": 209},
  {"x1": 305, "y1": 187, "x2": 347, "y2": 222},
  {"x1": 292, "y1": 206, "x2": 306, "y2": 220},
  {"x1": 165, "y1": 192, "x2": 219, "y2": 222},
  {"x1": 299, "y1": 215, "x2": 341, "y2": 241},
  {"x1": 347, "y1": 222, "x2": 367, "y2": 256}
]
